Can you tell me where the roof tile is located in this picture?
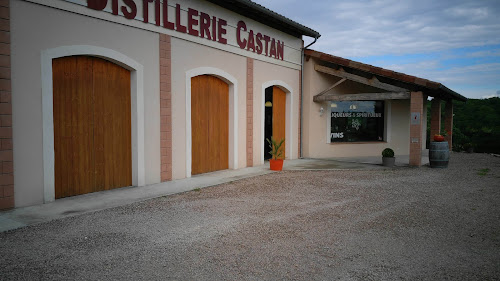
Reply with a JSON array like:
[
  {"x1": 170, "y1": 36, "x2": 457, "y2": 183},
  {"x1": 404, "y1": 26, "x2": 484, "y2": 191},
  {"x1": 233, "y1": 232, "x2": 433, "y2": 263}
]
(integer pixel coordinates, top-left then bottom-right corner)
[
  {"x1": 413, "y1": 77, "x2": 429, "y2": 87},
  {"x1": 349, "y1": 61, "x2": 371, "y2": 72},
  {"x1": 426, "y1": 81, "x2": 440, "y2": 89},
  {"x1": 397, "y1": 73, "x2": 416, "y2": 83}
]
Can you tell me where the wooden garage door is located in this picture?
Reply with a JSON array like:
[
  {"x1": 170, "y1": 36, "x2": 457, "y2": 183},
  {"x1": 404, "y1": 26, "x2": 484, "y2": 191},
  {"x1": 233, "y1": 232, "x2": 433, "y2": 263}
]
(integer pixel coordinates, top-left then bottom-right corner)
[
  {"x1": 53, "y1": 56, "x2": 132, "y2": 199},
  {"x1": 272, "y1": 86, "x2": 286, "y2": 159},
  {"x1": 191, "y1": 75, "x2": 229, "y2": 175}
]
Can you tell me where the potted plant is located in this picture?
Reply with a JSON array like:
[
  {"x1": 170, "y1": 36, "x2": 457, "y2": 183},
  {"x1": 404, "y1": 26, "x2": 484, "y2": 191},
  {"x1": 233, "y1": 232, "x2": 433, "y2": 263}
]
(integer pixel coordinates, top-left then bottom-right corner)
[
  {"x1": 433, "y1": 130, "x2": 447, "y2": 142},
  {"x1": 266, "y1": 136, "x2": 285, "y2": 171},
  {"x1": 382, "y1": 148, "x2": 395, "y2": 167}
]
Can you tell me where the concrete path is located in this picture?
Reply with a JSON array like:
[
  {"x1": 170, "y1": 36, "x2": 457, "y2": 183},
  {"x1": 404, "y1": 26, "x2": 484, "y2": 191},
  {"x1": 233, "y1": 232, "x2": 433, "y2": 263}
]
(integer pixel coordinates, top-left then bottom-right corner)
[
  {"x1": 0, "y1": 153, "x2": 426, "y2": 233},
  {"x1": 0, "y1": 165, "x2": 272, "y2": 233}
]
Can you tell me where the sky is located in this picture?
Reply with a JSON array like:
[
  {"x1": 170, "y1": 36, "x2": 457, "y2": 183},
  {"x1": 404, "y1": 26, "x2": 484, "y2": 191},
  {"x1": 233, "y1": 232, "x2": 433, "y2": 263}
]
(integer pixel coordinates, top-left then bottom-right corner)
[{"x1": 252, "y1": 0, "x2": 500, "y2": 100}]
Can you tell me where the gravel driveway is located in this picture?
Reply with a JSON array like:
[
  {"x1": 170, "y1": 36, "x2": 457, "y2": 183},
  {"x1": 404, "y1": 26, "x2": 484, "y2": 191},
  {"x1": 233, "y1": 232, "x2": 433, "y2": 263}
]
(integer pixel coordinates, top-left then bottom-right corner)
[{"x1": 1, "y1": 153, "x2": 499, "y2": 280}]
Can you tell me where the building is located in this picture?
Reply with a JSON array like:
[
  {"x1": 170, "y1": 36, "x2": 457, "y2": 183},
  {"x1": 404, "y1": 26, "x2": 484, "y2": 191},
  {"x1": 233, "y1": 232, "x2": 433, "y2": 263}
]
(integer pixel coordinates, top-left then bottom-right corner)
[
  {"x1": 0, "y1": 0, "x2": 320, "y2": 209},
  {"x1": 302, "y1": 50, "x2": 466, "y2": 164},
  {"x1": 0, "y1": 0, "x2": 466, "y2": 210}
]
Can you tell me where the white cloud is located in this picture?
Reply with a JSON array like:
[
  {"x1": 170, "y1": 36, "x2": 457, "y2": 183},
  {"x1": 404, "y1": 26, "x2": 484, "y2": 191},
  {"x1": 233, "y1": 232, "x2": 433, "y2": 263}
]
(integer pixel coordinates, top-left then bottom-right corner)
[
  {"x1": 315, "y1": 18, "x2": 500, "y2": 58},
  {"x1": 450, "y1": 88, "x2": 498, "y2": 100},
  {"x1": 254, "y1": 0, "x2": 500, "y2": 57},
  {"x1": 467, "y1": 49, "x2": 500, "y2": 58},
  {"x1": 252, "y1": 0, "x2": 500, "y2": 99},
  {"x1": 382, "y1": 61, "x2": 500, "y2": 85},
  {"x1": 380, "y1": 60, "x2": 440, "y2": 75},
  {"x1": 481, "y1": 92, "x2": 500, "y2": 99},
  {"x1": 445, "y1": 7, "x2": 489, "y2": 19}
]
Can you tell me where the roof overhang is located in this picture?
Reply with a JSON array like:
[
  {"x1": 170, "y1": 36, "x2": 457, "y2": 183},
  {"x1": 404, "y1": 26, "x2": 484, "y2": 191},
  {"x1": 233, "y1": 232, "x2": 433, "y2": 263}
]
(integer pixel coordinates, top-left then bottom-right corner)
[
  {"x1": 205, "y1": 0, "x2": 321, "y2": 39},
  {"x1": 306, "y1": 49, "x2": 467, "y2": 102}
]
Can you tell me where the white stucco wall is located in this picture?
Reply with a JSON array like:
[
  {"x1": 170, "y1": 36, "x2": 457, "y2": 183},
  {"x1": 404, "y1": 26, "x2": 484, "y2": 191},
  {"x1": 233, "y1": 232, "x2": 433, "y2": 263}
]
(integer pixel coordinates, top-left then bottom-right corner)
[
  {"x1": 11, "y1": 0, "x2": 160, "y2": 207},
  {"x1": 302, "y1": 57, "x2": 412, "y2": 158},
  {"x1": 10, "y1": 0, "x2": 306, "y2": 207}
]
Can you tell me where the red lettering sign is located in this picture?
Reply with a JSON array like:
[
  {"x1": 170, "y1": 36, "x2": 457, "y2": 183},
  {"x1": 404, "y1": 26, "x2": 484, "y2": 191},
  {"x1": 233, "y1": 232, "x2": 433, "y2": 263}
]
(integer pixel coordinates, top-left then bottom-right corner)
[
  {"x1": 154, "y1": 0, "x2": 160, "y2": 26},
  {"x1": 163, "y1": 0, "x2": 174, "y2": 30},
  {"x1": 188, "y1": 8, "x2": 199, "y2": 36},
  {"x1": 199, "y1": 12, "x2": 211, "y2": 40},
  {"x1": 112, "y1": 0, "x2": 118, "y2": 15},
  {"x1": 269, "y1": 38, "x2": 276, "y2": 58},
  {"x1": 88, "y1": 0, "x2": 107, "y2": 10},
  {"x1": 256, "y1": 33, "x2": 263, "y2": 54},
  {"x1": 236, "y1": 21, "x2": 247, "y2": 49},
  {"x1": 175, "y1": 4, "x2": 187, "y2": 33},
  {"x1": 247, "y1": 30, "x2": 255, "y2": 52},
  {"x1": 122, "y1": 0, "x2": 137, "y2": 20},
  {"x1": 217, "y1": 19, "x2": 227, "y2": 44},
  {"x1": 85, "y1": 0, "x2": 285, "y2": 60},
  {"x1": 142, "y1": 0, "x2": 153, "y2": 24}
]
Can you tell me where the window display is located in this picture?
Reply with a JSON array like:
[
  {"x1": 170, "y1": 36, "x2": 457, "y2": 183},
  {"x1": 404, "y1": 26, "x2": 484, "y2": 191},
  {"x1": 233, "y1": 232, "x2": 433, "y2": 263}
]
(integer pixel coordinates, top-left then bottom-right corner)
[{"x1": 330, "y1": 101, "x2": 384, "y2": 142}]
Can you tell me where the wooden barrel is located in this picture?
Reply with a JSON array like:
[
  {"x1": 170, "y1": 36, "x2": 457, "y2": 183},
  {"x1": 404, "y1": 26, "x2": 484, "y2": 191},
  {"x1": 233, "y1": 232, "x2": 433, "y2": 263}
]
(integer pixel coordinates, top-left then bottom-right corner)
[{"x1": 429, "y1": 141, "x2": 449, "y2": 168}]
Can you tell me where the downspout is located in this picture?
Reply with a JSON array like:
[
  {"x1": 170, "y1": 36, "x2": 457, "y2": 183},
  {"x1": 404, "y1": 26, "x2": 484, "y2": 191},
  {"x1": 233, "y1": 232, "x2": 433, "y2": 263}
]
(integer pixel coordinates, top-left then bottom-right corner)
[
  {"x1": 305, "y1": 36, "x2": 319, "y2": 49},
  {"x1": 300, "y1": 36, "x2": 319, "y2": 158}
]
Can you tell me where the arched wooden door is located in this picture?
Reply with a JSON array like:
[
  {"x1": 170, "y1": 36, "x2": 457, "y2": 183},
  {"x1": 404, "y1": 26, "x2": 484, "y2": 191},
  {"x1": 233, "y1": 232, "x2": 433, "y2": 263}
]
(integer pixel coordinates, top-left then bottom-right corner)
[
  {"x1": 191, "y1": 75, "x2": 229, "y2": 175},
  {"x1": 53, "y1": 56, "x2": 132, "y2": 199},
  {"x1": 272, "y1": 86, "x2": 286, "y2": 159}
]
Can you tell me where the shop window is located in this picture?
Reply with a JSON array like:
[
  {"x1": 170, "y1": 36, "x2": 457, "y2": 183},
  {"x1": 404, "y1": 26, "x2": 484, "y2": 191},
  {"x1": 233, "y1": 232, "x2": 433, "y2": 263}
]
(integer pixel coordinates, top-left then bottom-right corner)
[{"x1": 330, "y1": 101, "x2": 384, "y2": 142}]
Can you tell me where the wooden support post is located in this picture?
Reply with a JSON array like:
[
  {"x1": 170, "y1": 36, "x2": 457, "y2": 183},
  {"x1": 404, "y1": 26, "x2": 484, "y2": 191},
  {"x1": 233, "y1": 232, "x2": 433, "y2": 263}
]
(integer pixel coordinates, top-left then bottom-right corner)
[
  {"x1": 313, "y1": 78, "x2": 346, "y2": 99},
  {"x1": 430, "y1": 98, "x2": 441, "y2": 140},
  {"x1": 444, "y1": 100, "x2": 453, "y2": 151}
]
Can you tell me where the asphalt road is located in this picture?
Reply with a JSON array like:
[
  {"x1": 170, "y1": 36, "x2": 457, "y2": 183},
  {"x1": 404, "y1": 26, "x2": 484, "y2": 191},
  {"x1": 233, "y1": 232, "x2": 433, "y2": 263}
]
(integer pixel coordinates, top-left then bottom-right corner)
[{"x1": 1, "y1": 153, "x2": 499, "y2": 280}]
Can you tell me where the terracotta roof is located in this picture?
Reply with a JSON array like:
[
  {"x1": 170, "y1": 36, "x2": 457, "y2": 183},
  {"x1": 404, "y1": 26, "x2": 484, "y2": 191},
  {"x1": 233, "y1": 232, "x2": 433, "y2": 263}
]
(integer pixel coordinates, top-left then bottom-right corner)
[
  {"x1": 205, "y1": 0, "x2": 321, "y2": 38},
  {"x1": 305, "y1": 49, "x2": 467, "y2": 102}
]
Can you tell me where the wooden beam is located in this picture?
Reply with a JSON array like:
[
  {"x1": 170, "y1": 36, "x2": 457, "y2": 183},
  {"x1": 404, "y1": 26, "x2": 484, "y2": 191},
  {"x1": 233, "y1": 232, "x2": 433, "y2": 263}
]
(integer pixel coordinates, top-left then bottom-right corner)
[
  {"x1": 315, "y1": 64, "x2": 407, "y2": 92},
  {"x1": 314, "y1": 78, "x2": 346, "y2": 98},
  {"x1": 313, "y1": 92, "x2": 410, "y2": 102}
]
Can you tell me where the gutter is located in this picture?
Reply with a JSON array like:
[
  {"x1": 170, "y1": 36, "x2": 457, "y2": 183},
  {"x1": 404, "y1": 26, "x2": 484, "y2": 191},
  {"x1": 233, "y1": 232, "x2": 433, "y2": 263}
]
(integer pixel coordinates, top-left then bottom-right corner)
[{"x1": 300, "y1": 35, "x2": 320, "y2": 158}]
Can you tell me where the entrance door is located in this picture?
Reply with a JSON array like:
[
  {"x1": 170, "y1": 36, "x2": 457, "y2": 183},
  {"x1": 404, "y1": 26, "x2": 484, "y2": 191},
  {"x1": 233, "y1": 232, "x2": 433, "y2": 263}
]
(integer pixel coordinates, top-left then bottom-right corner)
[
  {"x1": 191, "y1": 75, "x2": 229, "y2": 175},
  {"x1": 264, "y1": 86, "x2": 286, "y2": 160},
  {"x1": 53, "y1": 56, "x2": 132, "y2": 199},
  {"x1": 272, "y1": 86, "x2": 286, "y2": 159}
]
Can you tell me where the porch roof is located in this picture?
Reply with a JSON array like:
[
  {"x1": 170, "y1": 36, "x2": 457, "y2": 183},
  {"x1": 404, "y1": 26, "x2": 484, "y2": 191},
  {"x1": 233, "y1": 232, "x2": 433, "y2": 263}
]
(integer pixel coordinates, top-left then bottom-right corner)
[{"x1": 306, "y1": 49, "x2": 467, "y2": 102}]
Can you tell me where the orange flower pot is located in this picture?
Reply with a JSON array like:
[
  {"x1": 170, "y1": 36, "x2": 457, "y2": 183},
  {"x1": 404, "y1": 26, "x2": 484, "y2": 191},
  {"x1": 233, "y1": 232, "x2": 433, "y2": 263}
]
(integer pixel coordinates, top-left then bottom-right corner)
[
  {"x1": 270, "y1": 159, "x2": 284, "y2": 171},
  {"x1": 433, "y1": 135, "x2": 445, "y2": 142}
]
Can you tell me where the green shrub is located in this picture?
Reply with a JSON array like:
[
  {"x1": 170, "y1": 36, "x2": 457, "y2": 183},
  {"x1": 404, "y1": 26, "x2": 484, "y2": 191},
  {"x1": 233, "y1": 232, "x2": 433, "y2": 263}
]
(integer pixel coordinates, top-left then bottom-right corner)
[{"x1": 382, "y1": 148, "x2": 394, "y2": 158}]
